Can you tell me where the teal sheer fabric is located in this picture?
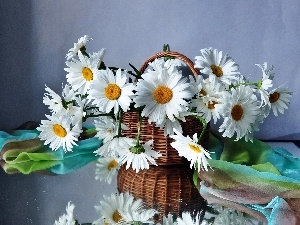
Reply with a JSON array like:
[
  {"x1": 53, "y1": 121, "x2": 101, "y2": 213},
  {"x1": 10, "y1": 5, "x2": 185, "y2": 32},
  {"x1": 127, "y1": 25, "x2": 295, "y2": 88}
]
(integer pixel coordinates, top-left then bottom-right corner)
[
  {"x1": 0, "y1": 129, "x2": 102, "y2": 174},
  {"x1": 199, "y1": 133, "x2": 300, "y2": 224}
]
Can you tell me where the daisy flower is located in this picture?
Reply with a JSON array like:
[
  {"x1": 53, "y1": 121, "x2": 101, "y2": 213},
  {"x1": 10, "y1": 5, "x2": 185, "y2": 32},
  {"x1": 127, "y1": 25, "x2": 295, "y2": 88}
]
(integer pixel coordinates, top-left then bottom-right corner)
[
  {"x1": 43, "y1": 84, "x2": 76, "y2": 114},
  {"x1": 94, "y1": 136, "x2": 135, "y2": 158},
  {"x1": 37, "y1": 114, "x2": 82, "y2": 152},
  {"x1": 95, "y1": 156, "x2": 120, "y2": 184},
  {"x1": 176, "y1": 212, "x2": 201, "y2": 225},
  {"x1": 134, "y1": 66, "x2": 193, "y2": 125},
  {"x1": 88, "y1": 68, "x2": 135, "y2": 115},
  {"x1": 255, "y1": 63, "x2": 274, "y2": 106},
  {"x1": 65, "y1": 51, "x2": 101, "y2": 95},
  {"x1": 218, "y1": 85, "x2": 261, "y2": 141},
  {"x1": 195, "y1": 47, "x2": 240, "y2": 85},
  {"x1": 269, "y1": 87, "x2": 293, "y2": 116},
  {"x1": 119, "y1": 140, "x2": 161, "y2": 172},
  {"x1": 54, "y1": 202, "x2": 76, "y2": 225},
  {"x1": 190, "y1": 77, "x2": 224, "y2": 124},
  {"x1": 94, "y1": 192, "x2": 144, "y2": 224},
  {"x1": 149, "y1": 58, "x2": 184, "y2": 74},
  {"x1": 170, "y1": 129, "x2": 212, "y2": 172},
  {"x1": 66, "y1": 35, "x2": 92, "y2": 60},
  {"x1": 94, "y1": 117, "x2": 118, "y2": 143}
]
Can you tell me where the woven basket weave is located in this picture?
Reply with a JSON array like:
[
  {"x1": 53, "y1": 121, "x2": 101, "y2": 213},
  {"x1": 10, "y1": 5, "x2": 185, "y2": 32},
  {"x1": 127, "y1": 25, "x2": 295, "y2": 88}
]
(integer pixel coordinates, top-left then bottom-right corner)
[
  {"x1": 117, "y1": 164, "x2": 207, "y2": 220},
  {"x1": 118, "y1": 51, "x2": 208, "y2": 219}
]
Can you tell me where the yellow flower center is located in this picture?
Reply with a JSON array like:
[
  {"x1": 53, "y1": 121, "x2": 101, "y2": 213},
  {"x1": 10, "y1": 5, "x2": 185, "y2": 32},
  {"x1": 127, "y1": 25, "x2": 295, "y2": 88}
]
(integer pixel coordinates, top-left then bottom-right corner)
[
  {"x1": 269, "y1": 92, "x2": 280, "y2": 103},
  {"x1": 52, "y1": 124, "x2": 67, "y2": 137},
  {"x1": 153, "y1": 86, "x2": 173, "y2": 104},
  {"x1": 188, "y1": 143, "x2": 202, "y2": 153},
  {"x1": 105, "y1": 84, "x2": 122, "y2": 100},
  {"x1": 207, "y1": 101, "x2": 218, "y2": 109},
  {"x1": 200, "y1": 89, "x2": 207, "y2": 96},
  {"x1": 107, "y1": 160, "x2": 118, "y2": 171},
  {"x1": 112, "y1": 210, "x2": 123, "y2": 222},
  {"x1": 231, "y1": 104, "x2": 244, "y2": 121},
  {"x1": 211, "y1": 64, "x2": 223, "y2": 77},
  {"x1": 82, "y1": 67, "x2": 93, "y2": 81}
]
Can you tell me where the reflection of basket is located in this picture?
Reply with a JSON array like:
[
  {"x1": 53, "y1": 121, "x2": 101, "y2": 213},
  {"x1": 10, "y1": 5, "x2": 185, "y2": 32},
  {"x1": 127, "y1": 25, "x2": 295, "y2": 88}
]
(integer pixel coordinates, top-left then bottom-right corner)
[
  {"x1": 117, "y1": 164, "x2": 207, "y2": 219},
  {"x1": 118, "y1": 51, "x2": 209, "y2": 219}
]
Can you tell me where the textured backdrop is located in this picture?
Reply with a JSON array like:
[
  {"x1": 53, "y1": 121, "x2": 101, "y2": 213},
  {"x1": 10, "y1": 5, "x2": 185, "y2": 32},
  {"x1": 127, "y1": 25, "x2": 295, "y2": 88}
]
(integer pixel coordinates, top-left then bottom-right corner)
[{"x1": 0, "y1": 1, "x2": 300, "y2": 224}]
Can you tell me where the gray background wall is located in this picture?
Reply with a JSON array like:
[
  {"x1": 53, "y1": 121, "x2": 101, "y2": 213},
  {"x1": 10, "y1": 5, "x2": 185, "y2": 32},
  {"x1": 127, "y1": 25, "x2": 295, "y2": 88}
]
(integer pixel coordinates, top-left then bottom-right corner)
[{"x1": 1, "y1": 1, "x2": 300, "y2": 224}]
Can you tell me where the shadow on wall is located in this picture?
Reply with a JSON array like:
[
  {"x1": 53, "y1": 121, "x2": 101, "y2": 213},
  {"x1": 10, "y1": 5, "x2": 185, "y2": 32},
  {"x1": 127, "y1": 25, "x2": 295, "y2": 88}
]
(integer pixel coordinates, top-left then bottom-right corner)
[{"x1": 0, "y1": 1, "x2": 35, "y2": 131}]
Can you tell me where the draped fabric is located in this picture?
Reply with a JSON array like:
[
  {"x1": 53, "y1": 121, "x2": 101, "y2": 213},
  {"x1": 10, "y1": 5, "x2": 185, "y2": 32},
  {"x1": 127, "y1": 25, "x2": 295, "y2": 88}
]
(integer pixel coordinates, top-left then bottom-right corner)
[
  {"x1": 199, "y1": 133, "x2": 300, "y2": 225},
  {"x1": 0, "y1": 129, "x2": 101, "y2": 174}
]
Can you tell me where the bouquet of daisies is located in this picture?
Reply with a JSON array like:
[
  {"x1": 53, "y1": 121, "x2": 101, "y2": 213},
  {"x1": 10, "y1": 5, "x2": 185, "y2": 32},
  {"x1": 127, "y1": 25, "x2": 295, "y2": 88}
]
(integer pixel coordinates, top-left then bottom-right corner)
[{"x1": 37, "y1": 35, "x2": 292, "y2": 177}]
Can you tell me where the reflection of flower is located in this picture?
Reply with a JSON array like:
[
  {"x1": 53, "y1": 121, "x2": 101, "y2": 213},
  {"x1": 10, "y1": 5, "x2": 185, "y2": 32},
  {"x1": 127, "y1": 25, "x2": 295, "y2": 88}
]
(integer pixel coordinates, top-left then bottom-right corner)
[
  {"x1": 171, "y1": 129, "x2": 212, "y2": 172},
  {"x1": 37, "y1": 114, "x2": 81, "y2": 152},
  {"x1": 54, "y1": 202, "x2": 76, "y2": 225},
  {"x1": 95, "y1": 156, "x2": 120, "y2": 184},
  {"x1": 93, "y1": 192, "x2": 156, "y2": 225},
  {"x1": 176, "y1": 212, "x2": 201, "y2": 225}
]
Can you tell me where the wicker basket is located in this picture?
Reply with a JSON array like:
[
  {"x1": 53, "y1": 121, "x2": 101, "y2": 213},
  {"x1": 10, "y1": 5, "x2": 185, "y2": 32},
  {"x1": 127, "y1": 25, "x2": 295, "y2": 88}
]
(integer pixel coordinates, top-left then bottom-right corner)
[
  {"x1": 122, "y1": 51, "x2": 209, "y2": 165},
  {"x1": 118, "y1": 51, "x2": 209, "y2": 219},
  {"x1": 117, "y1": 164, "x2": 207, "y2": 220}
]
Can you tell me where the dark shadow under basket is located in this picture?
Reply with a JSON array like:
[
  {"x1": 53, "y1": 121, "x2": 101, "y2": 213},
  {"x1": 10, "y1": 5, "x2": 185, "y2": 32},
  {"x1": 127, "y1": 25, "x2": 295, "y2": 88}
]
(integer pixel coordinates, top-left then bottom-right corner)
[
  {"x1": 117, "y1": 163, "x2": 207, "y2": 219},
  {"x1": 122, "y1": 111, "x2": 210, "y2": 165}
]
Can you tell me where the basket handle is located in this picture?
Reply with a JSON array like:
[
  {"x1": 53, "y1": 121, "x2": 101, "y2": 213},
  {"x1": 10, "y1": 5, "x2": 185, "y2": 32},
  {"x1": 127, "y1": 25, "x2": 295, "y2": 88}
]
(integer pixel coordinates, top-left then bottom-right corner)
[{"x1": 139, "y1": 51, "x2": 200, "y2": 76}]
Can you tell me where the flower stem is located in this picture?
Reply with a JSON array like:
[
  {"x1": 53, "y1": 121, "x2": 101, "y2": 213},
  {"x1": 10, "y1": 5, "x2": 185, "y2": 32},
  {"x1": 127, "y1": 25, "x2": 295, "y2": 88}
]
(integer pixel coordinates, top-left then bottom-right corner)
[
  {"x1": 135, "y1": 111, "x2": 143, "y2": 146},
  {"x1": 194, "y1": 115, "x2": 207, "y2": 144},
  {"x1": 117, "y1": 109, "x2": 123, "y2": 137}
]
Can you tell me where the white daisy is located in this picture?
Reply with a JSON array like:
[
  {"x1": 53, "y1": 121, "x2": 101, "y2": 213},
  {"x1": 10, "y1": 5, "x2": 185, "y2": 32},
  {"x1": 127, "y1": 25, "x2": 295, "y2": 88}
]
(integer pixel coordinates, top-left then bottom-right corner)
[
  {"x1": 95, "y1": 156, "x2": 120, "y2": 184},
  {"x1": 120, "y1": 140, "x2": 161, "y2": 173},
  {"x1": 255, "y1": 63, "x2": 274, "y2": 106},
  {"x1": 43, "y1": 84, "x2": 76, "y2": 114},
  {"x1": 94, "y1": 117, "x2": 118, "y2": 143},
  {"x1": 269, "y1": 87, "x2": 292, "y2": 116},
  {"x1": 66, "y1": 35, "x2": 92, "y2": 60},
  {"x1": 37, "y1": 114, "x2": 82, "y2": 152},
  {"x1": 94, "y1": 192, "x2": 144, "y2": 224},
  {"x1": 176, "y1": 212, "x2": 201, "y2": 225},
  {"x1": 218, "y1": 85, "x2": 261, "y2": 141},
  {"x1": 190, "y1": 77, "x2": 224, "y2": 124},
  {"x1": 88, "y1": 68, "x2": 135, "y2": 115},
  {"x1": 149, "y1": 58, "x2": 184, "y2": 74},
  {"x1": 195, "y1": 47, "x2": 240, "y2": 85},
  {"x1": 134, "y1": 66, "x2": 193, "y2": 125},
  {"x1": 54, "y1": 202, "x2": 76, "y2": 225},
  {"x1": 170, "y1": 129, "x2": 212, "y2": 172},
  {"x1": 94, "y1": 136, "x2": 135, "y2": 158},
  {"x1": 65, "y1": 51, "x2": 100, "y2": 95}
]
